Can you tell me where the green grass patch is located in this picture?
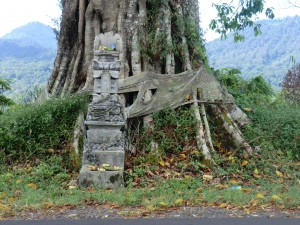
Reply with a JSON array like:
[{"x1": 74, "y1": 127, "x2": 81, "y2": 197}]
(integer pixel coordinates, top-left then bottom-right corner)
[{"x1": 0, "y1": 159, "x2": 299, "y2": 218}]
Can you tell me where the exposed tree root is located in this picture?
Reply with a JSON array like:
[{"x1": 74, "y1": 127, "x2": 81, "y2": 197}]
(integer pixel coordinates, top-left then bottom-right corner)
[
  {"x1": 72, "y1": 111, "x2": 85, "y2": 155},
  {"x1": 200, "y1": 103, "x2": 215, "y2": 153},
  {"x1": 211, "y1": 105, "x2": 254, "y2": 157},
  {"x1": 192, "y1": 91, "x2": 215, "y2": 164}
]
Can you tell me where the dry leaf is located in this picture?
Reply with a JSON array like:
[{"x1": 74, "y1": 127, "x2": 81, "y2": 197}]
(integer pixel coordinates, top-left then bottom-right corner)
[
  {"x1": 196, "y1": 187, "x2": 203, "y2": 192},
  {"x1": 215, "y1": 184, "x2": 228, "y2": 189},
  {"x1": 230, "y1": 179, "x2": 239, "y2": 184},
  {"x1": 0, "y1": 192, "x2": 7, "y2": 199},
  {"x1": 159, "y1": 160, "x2": 165, "y2": 167},
  {"x1": 253, "y1": 174, "x2": 261, "y2": 179},
  {"x1": 219, "y1": 203, "x2": 227, "y2": 208},
  {"x1": 159, "y1": 202, "x2": 168, "y2": 207},
  {"x1": 276, "y1": 170, "x2": 284, "y2": 178},
  {"x1": 203, "y1": 174, "x2": 213, "y2": 180},
  {"x1": 271, "y1": 195, "x2": 282, "y2": 201},
  {"x1": 175, "y1": 199, "x2": 184, "y2": 205},
  {"x1": 179, "y1": 154, "x2": 186, "y2": 160},
  {"x1": 256, "y1": 193, "x2": 265, "y2": 199},
  {"x1": 241, "y1": 161, "x2": 248, "y2": 167},
  {"x1": 27, "y1": 183, "x2": 38, "y2": 189}
]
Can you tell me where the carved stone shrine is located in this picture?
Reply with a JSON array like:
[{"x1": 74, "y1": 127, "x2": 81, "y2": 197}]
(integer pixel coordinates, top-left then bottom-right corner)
[{"x1": 79, "y1": 33, "x2": 125, "y2": 188}]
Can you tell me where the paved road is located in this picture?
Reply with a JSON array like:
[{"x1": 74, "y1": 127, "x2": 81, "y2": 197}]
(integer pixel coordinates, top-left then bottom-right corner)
[{"x1": 0, "y1": 218, "x2": 299, "y2": 225}]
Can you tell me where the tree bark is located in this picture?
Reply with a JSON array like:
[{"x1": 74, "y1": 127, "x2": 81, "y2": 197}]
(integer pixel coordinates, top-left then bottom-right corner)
[{"x1": 47, "y1": 0, "x2": 204, "y2": 96}]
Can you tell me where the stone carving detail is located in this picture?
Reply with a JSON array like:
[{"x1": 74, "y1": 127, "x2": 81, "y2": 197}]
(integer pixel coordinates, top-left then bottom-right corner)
[{"x1": 79, "y1": 33, "x2": 125, "y2": 188}]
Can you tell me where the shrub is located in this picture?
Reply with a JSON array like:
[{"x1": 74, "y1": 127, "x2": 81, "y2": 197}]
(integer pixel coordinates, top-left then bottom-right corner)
[
  {"x1": 139, "y1": 107, "x2": 197, "y2": 154},
  {"x1": 215, "y1": 68, "x2": 274, "y2": 107},
  {"x1": 0, "y1": 93, "x2": 89, "y2": 164},
  {"x1": 0, "y1": 77, "x2": 14, "y2": 114},
  {"x1": 243, "y1": 103, "x2": 300, "y2": 160}
]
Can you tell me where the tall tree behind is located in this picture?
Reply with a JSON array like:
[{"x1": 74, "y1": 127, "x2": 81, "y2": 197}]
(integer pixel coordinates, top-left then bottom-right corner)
[{"x1": 47, "y1": 0, "x2": 207, "y2": 97}]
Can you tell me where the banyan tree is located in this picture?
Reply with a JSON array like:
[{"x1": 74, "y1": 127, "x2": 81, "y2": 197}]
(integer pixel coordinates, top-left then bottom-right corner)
[{"x1": 46, "y1": 0, "x2": 273, "y2": 176}]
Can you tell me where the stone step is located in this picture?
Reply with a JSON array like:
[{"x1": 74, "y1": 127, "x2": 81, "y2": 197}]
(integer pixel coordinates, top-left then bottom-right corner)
[
  {"x1": 83, "y1": 150, "x2": 125, "y2": 168},
  {"x1": 79, "y1": 165, "x2": 123, "y2": 188}
]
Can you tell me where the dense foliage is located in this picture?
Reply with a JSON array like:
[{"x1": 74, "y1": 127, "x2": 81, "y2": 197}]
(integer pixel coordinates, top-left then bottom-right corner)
[
  {"x1": 210, "y1": 0, "x2": 274, "y2": 41},
  {"x1": 0, "y1": 77, "x2": 14, "y2": 114},
  {"x1": 206, "y1": 16, "x2": 300, "y2": 88},
  {"x1": 243, "y1": 104, "x2": 300, "y2": 160},
  {"x1": 0, "y1": 94, "x2": 89, "y2": 164},
  {"x1": 282, "y1": 64, "x2": 300, "y2": 103},
  {"x1": 214, "y1": 68, "x2": 274, "y2": 107}
]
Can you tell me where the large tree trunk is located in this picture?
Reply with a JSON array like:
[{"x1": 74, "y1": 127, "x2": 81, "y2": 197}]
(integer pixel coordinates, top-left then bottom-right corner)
[
  {"x1": 47, "y1": 0, "x2": 206, "y2": 96},
  {"x1": 47, "y1": 0, "x2": 253, "y2": 159}
]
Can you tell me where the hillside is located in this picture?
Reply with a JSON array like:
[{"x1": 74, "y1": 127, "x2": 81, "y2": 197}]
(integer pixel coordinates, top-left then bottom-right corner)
[
  {"x1": 0, "y1": 22, "x2": 56, "y2": 101},
  {"x1": 2, "y1": 22, "x2": 57, "y2": 49},
  {"x1": 206, "y1": 16, "x2": 300, "y2": 88}
]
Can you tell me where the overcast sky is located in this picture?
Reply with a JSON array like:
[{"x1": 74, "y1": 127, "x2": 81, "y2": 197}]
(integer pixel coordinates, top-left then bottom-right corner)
[{"x1": 0, "y1": 0, "x2": 299, "y2": 40}]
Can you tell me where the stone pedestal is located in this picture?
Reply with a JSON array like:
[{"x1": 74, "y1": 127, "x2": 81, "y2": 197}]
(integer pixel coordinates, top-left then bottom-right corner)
[{"x1": 79, "y1": 33, "x2": 125, "y2": 188}]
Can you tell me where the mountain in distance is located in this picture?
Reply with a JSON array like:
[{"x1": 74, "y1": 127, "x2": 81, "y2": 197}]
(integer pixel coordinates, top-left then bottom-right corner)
[
  {"x1": 206, "y1": 16, "x2": 300, "y2": 88},
  {"x1": 0, "y1": 22, "x2": 57, "y2": 101},
  {"x1": 2, "y1": 21, "x2": 57, "y2": 49}
]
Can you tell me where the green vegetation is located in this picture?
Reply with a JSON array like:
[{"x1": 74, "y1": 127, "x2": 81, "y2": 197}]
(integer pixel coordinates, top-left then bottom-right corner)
[
  {"x1": 210, "y1": 0, "x2": 274, "y2": 41},
  {"x1": 0, "y1": 93, "x2": 89, "y2": 164},
  {"x1": 206, "y1": 16, "x2": 300, "y2": 87},
  {"x1": 0, "y1": 77, "x2": 14, "y2": 114},
  {"x1": 0, "y1": 165, "x2": 299, "y2": 218}
]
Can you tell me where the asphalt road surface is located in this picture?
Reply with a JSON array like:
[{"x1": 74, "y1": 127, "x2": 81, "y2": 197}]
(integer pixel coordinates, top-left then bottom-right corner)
[{"x1": 0, "y1": 219, "x2": 299, "y2": 225}]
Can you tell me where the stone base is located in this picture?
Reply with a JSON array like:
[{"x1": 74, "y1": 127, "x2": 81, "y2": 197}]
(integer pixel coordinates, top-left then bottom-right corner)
[
  {"x1": 83, "y1": 150, "x2": 125, "y2": 167},
  {"x1": 79, "y1": 165, "x2": 124, "y2": 188}
]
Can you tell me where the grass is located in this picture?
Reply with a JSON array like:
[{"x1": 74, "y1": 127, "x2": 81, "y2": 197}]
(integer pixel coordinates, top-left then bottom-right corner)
[{"x1": 0, "y1": 158, "x2": 299, "y2": 218}]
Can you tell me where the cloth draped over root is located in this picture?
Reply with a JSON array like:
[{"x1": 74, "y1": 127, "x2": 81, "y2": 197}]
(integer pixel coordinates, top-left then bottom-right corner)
[{"x1": 118, "y1": 68, "x2": 253, "y2": 164}]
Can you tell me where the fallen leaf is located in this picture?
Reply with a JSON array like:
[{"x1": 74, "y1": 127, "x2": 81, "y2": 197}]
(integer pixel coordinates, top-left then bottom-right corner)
[
  {"x1": 179, "y1": 154, "x2": 186, "y2": 160},
  {"x1": 271, "y1": 195, "x2": 282, "y2": 201},
  {"x1": 159, "y1": 202, "x2": 168, "y2": 207},
  {"x1": 175, "y1": 199, "x2": 184, "y2": 205},
  {"x1": 253, "y1": 174, "x2": 261, "y2": 179},
  {"x1": 145, "y1": 204, "x2": 155, "y2": 211},
  {"x1": 256, "y1": 193, "x2": 265, "y2": 199},
  {"x1": 242, "y1": 188, "x2": 252, "y2": 193},
  {"x1": 196, "y1": 187, "x2": 203, "y2": 192},
  {"x1": 254, "y1": 168, "x2": 259, "y2": 174},
  {"x1": 203, "y1": 174, "x2": 213, "y2": 180},
  {"x1": 159, "y1": 160, "x2": 165, "y2": 167},
  {"x1": 27, "y1": 183, "x2": 38, "y2": 189},
  {"x1": 276, "y1": 170, "x2": 284, "y2": 178},
  {"x1": 44, "y1": 202, "x2": 54, "y2": 208},
  {"x1": 215, "y1": 184, "x2": 228, "y2": 189},
  {"x1": 0, "y1": 192, "x2": 7, "y2": 199},
  {"x1": 241, "y1": 161, "x2": 248, "y2": 167},
  {"x1": 229, "y1": 179, "x2": 239, "y2": 184},
  {"x1": 219, "y1": 203, "x2": 227, "y2": 208}
]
